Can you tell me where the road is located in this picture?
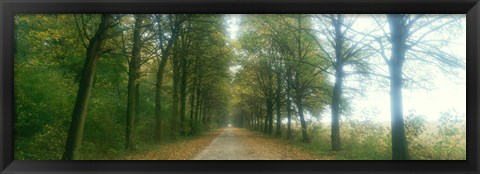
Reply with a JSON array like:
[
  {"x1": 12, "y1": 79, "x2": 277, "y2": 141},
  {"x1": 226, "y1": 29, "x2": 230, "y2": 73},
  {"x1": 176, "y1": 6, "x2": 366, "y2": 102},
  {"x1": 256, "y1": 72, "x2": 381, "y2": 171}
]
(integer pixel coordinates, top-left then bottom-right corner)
[
  {"x1": 193, "y1": 127, "x2": 258, "y2": 160},
  {"x1": 123, "y1": 127, "x2": 325, "y2": 160},
  {"x1": 192, "y1": 127, "x2": 323, "y2": 160}
]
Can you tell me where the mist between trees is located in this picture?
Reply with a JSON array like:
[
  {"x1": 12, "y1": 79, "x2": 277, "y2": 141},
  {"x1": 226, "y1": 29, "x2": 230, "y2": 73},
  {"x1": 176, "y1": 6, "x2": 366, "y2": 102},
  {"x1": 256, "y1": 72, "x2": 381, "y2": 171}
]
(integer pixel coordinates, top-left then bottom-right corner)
[{"x1": 14, "y1": 14, "x2": 466, "y2": 160}]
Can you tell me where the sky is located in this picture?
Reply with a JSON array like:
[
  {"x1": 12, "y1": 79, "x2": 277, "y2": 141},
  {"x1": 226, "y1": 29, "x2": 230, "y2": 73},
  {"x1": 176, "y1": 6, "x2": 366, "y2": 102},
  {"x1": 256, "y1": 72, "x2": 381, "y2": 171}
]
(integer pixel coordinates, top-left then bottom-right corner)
[{"x1": 225, "y1": 14, "x2": 466, "y2": 124}]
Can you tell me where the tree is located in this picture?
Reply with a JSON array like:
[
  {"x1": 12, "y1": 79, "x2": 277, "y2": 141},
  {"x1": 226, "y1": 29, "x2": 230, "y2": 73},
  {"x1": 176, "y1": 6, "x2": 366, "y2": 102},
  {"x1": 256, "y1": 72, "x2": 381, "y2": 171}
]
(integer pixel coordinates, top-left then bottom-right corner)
[
  {"x1": 237, "y1": 14, "x2": 329, "y2": 142},
  {"x1": 285, "y1": 64, "x2": 294, "y2": 139},
  {"x1": 274, "y1": 59, "x2": 283, "y2": 137},
  {"x1": 254, "y1": 58, "x2": 276, "y2": 135},
  {"x1": 238, "y1": 16, "x2": 279, "y2": 135},
  {"x1": 172, "y1": 16, "x2": 193, "y2": 137},
  {"x1": 279, "y1": 15, "x2": 324, "y2": 143},
  {"x1": 125, "y1": 14, "x2": 144, "y2": 151},
  {"x1": 13, "y1": 13, "x2": 467, "y2": 161},
  {"x1": 386, "y1": 14, "x2": 410, "y2": 160},
  {"x1": 153, "y1": 14, "x2": 184, "y2": 143},
  {"x1": 373, "y1": 14, "x2": 464, "y2": 160},
  {"x1": 63, "y1": 14, "x2": 114, "y2": 160},
  {"x1": 310, "y1": 14, "x2": 374, "y2": 151}
]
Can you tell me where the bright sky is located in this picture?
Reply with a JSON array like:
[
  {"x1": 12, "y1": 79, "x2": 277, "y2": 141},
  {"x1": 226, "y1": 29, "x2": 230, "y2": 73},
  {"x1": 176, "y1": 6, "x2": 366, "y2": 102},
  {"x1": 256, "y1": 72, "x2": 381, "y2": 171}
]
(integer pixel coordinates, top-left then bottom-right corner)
[{"x1": 225, "y1": 14, "x2": 466, "y2": 124}]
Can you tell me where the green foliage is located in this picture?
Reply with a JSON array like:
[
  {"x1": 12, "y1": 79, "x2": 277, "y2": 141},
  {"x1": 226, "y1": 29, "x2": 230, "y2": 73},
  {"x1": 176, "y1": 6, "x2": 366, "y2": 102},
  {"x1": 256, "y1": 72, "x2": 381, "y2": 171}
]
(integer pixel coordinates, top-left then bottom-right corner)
[
  {"x1": 403, "y1": 109, "x2": 466, "y2": 160},
  {"x1": 430, "y1": 111, "x2": 466, "y2": 160},
  {"x1": 339, "y1": 117, "x2": 390, "y2": 160},
  {"x1": 404, "y1": 110, "x2": 427, "y2": 159},
  {"x1": 16, "y1": 121, "x2": 68, "y2": 160},
  {"x1": 14, "y1": 14, "x2": 232, "y2": 160},
  {"x1": 13, "y1": 14, "x2": 466, "y2": 161},
  {"x1": 405, "y1": 110, "x2": 427, "y2": 139},
  {"x1": 190, "y1": 120, "x2": 205, "y2": 135},
  {"x1": 14, "y1": 15, "x2": 79, "y2": 159},
  {"x1": 289, "y1": 118, "x2": 391, "y2": 160}
]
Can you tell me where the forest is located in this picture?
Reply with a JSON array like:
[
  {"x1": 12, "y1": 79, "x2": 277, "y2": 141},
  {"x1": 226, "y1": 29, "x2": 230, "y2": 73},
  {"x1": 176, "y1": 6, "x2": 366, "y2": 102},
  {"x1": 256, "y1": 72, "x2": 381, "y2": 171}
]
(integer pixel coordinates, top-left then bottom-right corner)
[{"x1": 14, "y1": 14, "x2": 466, "y2": 160}]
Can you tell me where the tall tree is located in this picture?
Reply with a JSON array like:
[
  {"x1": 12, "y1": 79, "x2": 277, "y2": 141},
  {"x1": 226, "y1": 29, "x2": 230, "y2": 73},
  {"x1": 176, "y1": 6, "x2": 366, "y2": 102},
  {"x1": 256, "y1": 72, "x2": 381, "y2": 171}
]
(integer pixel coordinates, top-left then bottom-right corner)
[
  {"x1": 285, "y1": 66, "x2": 293, "y2": 139},
  {"x1": 125, "y1": 14, "x2": 144, "y2": 152},
  {"x1": 285, "y1": 15, "x2": 324, "y2": 143},
  {"x1": 63, "y1": 14, "x2": 114, "y2": 160},
  {"x1": 274, "y1": 63, "x2": 283, "y2": 137},
  {"x1": 372, "y1": 14, "x2": 464, "y2": 160},
  {"x1": 154, "y1": 14, "x2": 184, "y2": 143},
  {"x1": 238, "y1": 14, "x2": 328, "y2": 142},
  {"x1": 171, "y1": 37, "x2": 180, "y2": 140},
  {"x1": 386, "y1": 14, "x2": 410, "y2": 160},
  {"x1": 310, "y1": 14, "x2": 374, "y2": 151},
  {"x1": 254, "y1": 58, "x2": 276, "y2": 135},
  {"x1": 178, "y1": 18, "x2": 193, "y2": 136}
]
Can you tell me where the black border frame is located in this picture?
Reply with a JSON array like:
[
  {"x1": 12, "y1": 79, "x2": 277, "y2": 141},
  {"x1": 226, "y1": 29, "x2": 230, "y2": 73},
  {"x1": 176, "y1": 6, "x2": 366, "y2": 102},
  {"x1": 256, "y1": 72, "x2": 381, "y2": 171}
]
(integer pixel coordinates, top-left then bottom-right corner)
[{"x1": 1, "y1": 0, "x2": 479, "y2": 173}]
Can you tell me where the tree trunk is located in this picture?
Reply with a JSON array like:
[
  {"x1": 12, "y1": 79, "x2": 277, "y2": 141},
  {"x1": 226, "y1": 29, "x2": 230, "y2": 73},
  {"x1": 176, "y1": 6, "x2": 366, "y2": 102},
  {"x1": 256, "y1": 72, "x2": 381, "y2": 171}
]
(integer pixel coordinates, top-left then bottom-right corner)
[
  {"x1": 126, "y1": 64, "x2": 136, "y2": 151},
  {"x1": 331, "y1": 14, "x2": 344, "y2": 151},
  {"x1": 257, "y1": 104, "x2": 262, "y2": 131},
  {"x1": 331, "y1": 69, "x2": 343, "y2": 151},
  {"x1": 200, "y1": 95, "x2": 207, "y2": 128},
  {"x1": 286, "y1": 69, "x2": 293, "y2": 139},
  {"x1": 263, "y1": 107, "x2": 268, "y2": 133},
  {"x1": 195, "y1": 91, "x2": 201, "y2": 121},
  {"x1": 205, "y1": 107, "x2": 211, "y2": 129},
  {"x1": 63, "y1": 14, "x2": 112, "y2": 160},
  {"x1": 172, "y1": 88, "x2": 178, "y2": 140},
  {"x1": 242, "y1": 114, "x2": 246, "y2": 128},
  {"x1": 189, "y1": 85, "x2": 195, "y2": 135},
  {"x1": 154, "y1": 56, "x2": 168, "y2": 144},
  {"x1": 387, "y1": 14, "x2": 410, "y2": 160},
  {"x1": 297, "y1": 97, "x2": 310, "y2": 143},
  {"x1": 135, "y1": 83, "x2": 140, "y2": 124},
  {"x1": 256, "y1": 112, "x2": 259, "y2": 131},
  {"x1": 126, "y1": 14, "x2": 143, "y2": 152},
  {"x1": 180, "y1": 56, "x2": 188, "y2": 136},
  {"x1": 194, "y1": 65, "x2": 202, "y2": 122},
  {"x1": 293, "y1": 15, "x2": 309, "y2": 143},
  {"x1": 275, "y1": 71, "x2": 282, "y2": 137},
  {"x1": 251, "y1": 113, "x2": 254, "y2": 129},
  {"x1": 198, "y1": 96, "x2": 204, "y2": 122},
  {"x1": 389, "y1": 64, "x2": 409, "y2": 160},
  {"x1": 171, "y1": 54, "x2": 179, "y2": 140},
  {"x1": 286, "y1": 96, "x2": 292, "y2": 139},
  {"x1": 202, "y1": 101, "x2": 208, "y2": 128},
  {"x1": 189, "y1": 58, "x2": 199, "y2": 134},
  {"x1": 154, "y1": 15, "x2": 180, "y2": 144},
  {"x1": 267, "y1": 99, "x2": 274, "y2": 135}
]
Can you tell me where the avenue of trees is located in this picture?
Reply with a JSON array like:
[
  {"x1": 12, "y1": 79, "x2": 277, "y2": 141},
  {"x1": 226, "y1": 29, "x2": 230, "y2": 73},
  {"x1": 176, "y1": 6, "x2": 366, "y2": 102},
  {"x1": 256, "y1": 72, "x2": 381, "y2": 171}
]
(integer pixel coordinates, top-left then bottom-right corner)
[
  {"x1": 14, "y1": 14, "x2": 465, "y2": 160},
  {"x1": 15, "y1": 14, "x2": 232, "y2": 160},
  {"x1": 230, "y1": 14, "x2": 465, "y2": 160}
]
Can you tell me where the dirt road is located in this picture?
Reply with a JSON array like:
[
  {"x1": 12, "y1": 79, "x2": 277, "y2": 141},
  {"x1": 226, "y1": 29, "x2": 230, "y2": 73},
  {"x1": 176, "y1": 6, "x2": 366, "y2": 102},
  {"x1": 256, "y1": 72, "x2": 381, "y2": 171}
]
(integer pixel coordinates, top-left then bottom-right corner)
[
  {"x1": 123, "y1": 127, "x2": 326, "y2": 160},
  {"x1": 193, "y1": 127, "x2": 323, "y2": 160},
  {"x1": 193, "y1": 127, "x2": 257, "y2": 160}
]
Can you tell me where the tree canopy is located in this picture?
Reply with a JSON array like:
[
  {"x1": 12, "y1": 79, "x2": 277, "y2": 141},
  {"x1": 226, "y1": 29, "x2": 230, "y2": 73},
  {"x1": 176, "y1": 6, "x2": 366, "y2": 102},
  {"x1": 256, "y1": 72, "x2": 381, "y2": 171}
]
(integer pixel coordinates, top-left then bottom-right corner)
[{"x1": 14, "y1": 14, "x2": 466, "y2": 160}]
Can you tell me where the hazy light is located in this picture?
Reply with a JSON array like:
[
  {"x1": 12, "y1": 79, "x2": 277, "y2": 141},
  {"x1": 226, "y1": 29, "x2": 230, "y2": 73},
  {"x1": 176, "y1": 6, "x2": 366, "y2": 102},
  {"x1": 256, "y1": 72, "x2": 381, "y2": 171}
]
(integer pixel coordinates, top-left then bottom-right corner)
[{"x1": 226, "y1": 14, "x2": 466, "y2": 124}]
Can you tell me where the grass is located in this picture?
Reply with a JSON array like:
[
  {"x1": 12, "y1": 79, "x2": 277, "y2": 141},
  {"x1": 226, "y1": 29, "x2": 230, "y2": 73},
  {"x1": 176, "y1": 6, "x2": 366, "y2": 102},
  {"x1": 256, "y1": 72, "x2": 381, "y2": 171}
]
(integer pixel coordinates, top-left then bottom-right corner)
[
  {"x1": 252, "y1": 118, "x2": 466, "y2": 160},
  {"x1": 119, "y1": 129, "x2": 222, "y2": 160},
  {"x1": 77, "y1": 128, "x2": 221, "y2": 160}
]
